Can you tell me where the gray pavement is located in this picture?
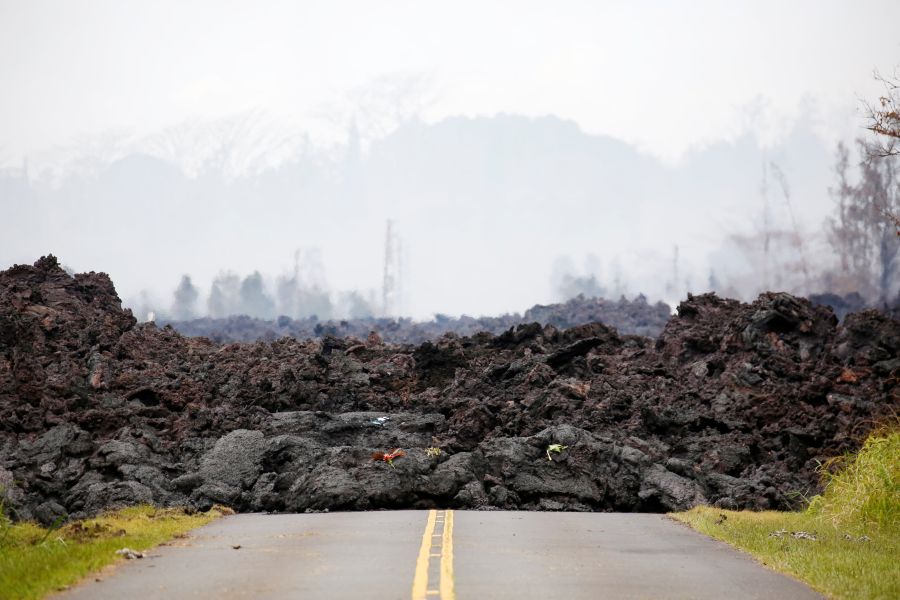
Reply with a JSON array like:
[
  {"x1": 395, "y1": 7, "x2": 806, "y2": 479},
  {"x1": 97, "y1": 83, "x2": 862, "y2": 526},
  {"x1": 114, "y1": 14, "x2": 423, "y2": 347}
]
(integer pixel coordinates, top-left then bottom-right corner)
[
  {"x1": 453, "y1": 512, "x2": 822, "y2": 600},
  {"x1": 58, "y1": 511, "x2": 823, "y2": 600}
]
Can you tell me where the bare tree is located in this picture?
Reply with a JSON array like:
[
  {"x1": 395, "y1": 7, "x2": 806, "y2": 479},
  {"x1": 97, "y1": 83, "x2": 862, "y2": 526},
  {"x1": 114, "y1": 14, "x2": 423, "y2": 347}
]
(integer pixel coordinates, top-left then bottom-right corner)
[
  {"x1": 719, "y1": 160, "x2": 813, "y2": 299},
  {"x1": 863, "y1": 68, "x2": 900, "y2": 234},
  {"x1": 142, "y1": 110, "x2": 303, "y2": 178},
  {"x1": 827, "y1": 141, "x2": 900, "y2": 304},
  {"x1": 725, "y1": 229, "x2": 811, "y2": 297},
  {"x1": 769, "y1": 162, "x2": 812, "y2": 290},
  {"x1": 313, "y1": 72, "x2": 436, "y2": 147},
  {"x1": 865, "y1": 69, "x2": 900, "y2": 158}
]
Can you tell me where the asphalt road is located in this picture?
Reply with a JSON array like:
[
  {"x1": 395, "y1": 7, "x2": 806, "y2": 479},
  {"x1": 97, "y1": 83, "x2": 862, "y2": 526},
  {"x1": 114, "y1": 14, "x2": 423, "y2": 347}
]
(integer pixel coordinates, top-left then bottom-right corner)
[{"x1": 58, "y1": 511, "x2": 823, "y2": 600}]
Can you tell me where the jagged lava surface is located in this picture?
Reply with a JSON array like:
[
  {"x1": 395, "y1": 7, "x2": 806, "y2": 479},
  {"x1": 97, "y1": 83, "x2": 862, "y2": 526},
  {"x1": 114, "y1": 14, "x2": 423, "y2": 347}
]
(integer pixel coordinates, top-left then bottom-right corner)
[{"x1": 1, "y1": 256, "x2": 897, "y2": 523}]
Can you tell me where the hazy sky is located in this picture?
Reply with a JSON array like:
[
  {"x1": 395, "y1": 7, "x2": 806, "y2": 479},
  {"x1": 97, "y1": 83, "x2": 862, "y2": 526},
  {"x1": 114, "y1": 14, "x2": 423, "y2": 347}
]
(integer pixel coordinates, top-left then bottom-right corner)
[
  {"x1": 2, "y1": 1, "x2": 899, "y2": 319},
  {"x1": 1, "y1": 0, "x2": 898, "y2": 163}
]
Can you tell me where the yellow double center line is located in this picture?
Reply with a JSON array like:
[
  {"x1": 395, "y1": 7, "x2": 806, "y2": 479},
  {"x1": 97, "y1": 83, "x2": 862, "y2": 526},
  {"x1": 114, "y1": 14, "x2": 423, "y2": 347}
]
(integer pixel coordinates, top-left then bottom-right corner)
[{"x1": 411, "y1": 509, "x2": 455, "y2": 600}]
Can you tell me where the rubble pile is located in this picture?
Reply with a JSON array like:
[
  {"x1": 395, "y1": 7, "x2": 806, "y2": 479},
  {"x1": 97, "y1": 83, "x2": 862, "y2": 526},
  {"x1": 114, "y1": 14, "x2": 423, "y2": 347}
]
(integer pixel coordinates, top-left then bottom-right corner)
[
  {"x1": 1, "y1": 256, "x2": 897, "y2": 523},
  {"x1": 808, "y1": 291, "x2": 900, "y2": 322},
  {"x1": 163, "y1": 294, "x2": 672, "y2": 344}
]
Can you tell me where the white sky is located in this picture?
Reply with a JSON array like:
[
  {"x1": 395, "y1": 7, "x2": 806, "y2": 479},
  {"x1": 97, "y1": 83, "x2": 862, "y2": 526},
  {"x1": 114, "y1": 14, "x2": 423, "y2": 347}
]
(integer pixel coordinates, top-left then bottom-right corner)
[
  {"x1": 2, "y1": 1, "x2": 900, "y2": 319},
  {"x1": 1, "y1": 0, "x2": 898, "y2": 163}
]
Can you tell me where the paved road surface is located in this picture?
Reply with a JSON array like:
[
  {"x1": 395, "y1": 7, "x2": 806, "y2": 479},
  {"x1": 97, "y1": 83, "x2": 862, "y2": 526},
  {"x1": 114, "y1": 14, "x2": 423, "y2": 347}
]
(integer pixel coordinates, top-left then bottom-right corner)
[{"x1": 59, "y1": 511, "x2": 822, "y2": 600}]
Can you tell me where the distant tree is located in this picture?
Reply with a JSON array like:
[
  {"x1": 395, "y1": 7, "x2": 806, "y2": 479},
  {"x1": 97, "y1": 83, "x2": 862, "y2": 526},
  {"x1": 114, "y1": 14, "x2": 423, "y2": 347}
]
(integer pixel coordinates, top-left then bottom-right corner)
[
  {"x1": 552, "y1": 255, "x2": 608, "y2": 300},
  {"x1": 827, "y1": 141, "x2": 900, "y2": 304},
  {"x1": 171, "y1": 275, "x2": 199, "y2": 320},
  {"x1": 143, "y1": 110, "x2": 301, "y2": 178},
  {"x1": 239, "y1": 271, "x2": 276, "y2": 318},
  {"x1": 276, "y1": 274, "x2": 299, "y2": 318},
  {"x1": 558, "y1": 274, "x2": 606, "y2": 300},
  {"x1": 296, "y1": 288, "x2": 333, "y2": 320},
  {"x1": 208, "y1": 282, "x2": 225, "y2": 318},
  {"x1": 340, "y1": 290, "x2": 374, "y2": 319},
  {"x1": 208, "y1": 272, "x2": 241, "y2": 318},
  {"x1": 275, "y1": 248, "x2": 334, "y2": 319},
  {"x1": 276, "y1": 278, "x2": 333, "y2": 320}
]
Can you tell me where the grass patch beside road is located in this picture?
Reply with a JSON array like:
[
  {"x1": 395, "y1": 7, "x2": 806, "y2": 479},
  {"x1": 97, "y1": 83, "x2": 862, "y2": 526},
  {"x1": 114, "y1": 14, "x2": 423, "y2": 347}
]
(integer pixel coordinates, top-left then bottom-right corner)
[
  {"x1": 0, "y1": 505, "x2": 228, "y2": 600},
  {"x1": 673, "y1": 428, "x2": 899, "y2": 600},
  {"x1": 673, "y1": 506, "x2": 897, "y2": 600}
]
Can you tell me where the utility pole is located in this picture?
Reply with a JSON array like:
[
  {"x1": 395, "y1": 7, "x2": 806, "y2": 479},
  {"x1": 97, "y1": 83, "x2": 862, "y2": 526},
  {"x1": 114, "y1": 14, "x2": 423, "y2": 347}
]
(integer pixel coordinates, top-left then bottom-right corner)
[
  {"x1": 760, "y1": 156, "x2": 771, "y2": 291},
  {"x1": 382, "y1": 220, "x2": 402, "y2": 318}
]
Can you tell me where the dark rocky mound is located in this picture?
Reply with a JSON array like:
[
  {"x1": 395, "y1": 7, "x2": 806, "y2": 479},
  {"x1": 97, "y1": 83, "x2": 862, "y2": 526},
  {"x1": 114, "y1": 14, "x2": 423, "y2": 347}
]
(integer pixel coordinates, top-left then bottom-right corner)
[
  {"x1": 1, "y1": 256, "x2": 897, "y2": 523},
  {"x1": 809, "y1": 291, "x2": 900, "y2": 322},
  {"x1": 162, "y1": 294, "x2": 672, "y2": 344}
]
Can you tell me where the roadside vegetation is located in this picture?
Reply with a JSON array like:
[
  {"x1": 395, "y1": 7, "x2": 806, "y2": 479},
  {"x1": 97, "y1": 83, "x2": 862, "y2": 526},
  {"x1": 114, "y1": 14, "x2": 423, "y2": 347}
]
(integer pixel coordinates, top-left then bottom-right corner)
[
  {"x1": 673, "y1": 426, "x2": 899, "y2": 600},
  {"x1": 0, "y1": 504, "x2": 228, "y2": 600}
]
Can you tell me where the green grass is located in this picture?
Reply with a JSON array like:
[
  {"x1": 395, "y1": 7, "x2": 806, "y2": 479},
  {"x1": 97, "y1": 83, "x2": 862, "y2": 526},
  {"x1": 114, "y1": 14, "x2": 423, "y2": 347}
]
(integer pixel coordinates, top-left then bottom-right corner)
[
  {"x1": 0, "y1": 505, "x2": 228, "y2": 600},
  {"x1": 808, "y1": 428, "x2": 899, "y2": 531},
  {"x1": 672, "y1": 428, "x2": 899, "y2": 600}
]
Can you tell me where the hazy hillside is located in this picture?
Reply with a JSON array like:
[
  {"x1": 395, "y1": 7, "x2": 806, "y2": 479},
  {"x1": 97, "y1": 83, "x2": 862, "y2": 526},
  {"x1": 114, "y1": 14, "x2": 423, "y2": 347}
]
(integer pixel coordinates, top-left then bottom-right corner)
[{"x1": 0, "y1": 114, "x2": 839, "y2": 320}]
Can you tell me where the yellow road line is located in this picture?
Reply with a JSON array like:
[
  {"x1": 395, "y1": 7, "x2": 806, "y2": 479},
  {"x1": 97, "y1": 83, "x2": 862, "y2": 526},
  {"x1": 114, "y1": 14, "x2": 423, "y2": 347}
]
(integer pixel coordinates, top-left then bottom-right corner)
[
  {"x1": 412, "y1": 510, "x2": 437, "y2": 600},
  {"x1": 411, "y1": 509, "x2": 456, "y2": 600},
  {"x1": 440, "y1": 510, "x2": 456, "y2": 600}
]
